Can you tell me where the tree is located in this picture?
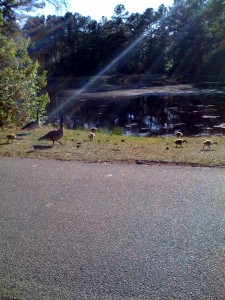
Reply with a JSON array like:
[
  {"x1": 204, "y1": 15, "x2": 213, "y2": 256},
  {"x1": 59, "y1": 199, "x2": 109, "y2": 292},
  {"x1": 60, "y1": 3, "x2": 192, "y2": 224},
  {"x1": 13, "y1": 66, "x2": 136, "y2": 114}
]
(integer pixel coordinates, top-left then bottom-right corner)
[
  {"x1": 0, "y1": 11, "x2": 49, "y2": 127},
  {"x1": 19, "y1": 0, "x2": 225, "y2": 83},
  {"x1": 202, "y1": 0, "x2": 225, "y2": 78},
  {"x1": 166, "y1": 0, "x2": 208, "y2": 77}
]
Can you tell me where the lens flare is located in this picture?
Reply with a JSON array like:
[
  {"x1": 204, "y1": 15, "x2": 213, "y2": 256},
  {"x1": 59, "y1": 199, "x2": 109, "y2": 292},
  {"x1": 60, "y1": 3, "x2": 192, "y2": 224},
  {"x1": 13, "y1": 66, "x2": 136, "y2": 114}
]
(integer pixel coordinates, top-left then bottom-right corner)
[{"x1": 48, "y1": 5, "x2": 179, "y2": 117}]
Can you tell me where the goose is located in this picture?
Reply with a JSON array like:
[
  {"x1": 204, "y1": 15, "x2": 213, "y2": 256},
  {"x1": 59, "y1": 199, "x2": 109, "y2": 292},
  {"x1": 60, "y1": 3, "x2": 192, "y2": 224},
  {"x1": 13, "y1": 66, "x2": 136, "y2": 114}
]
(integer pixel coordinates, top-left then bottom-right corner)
[
  {"x1": 203, "y1": 140, "x2": 218, "y2": 150},
  {"x1": 38, "y1": 115, "x2": 67, "y2": 146},
  {"x1": 90, "y1": 127, "x2": 99, "y2": 133},
  {"x1": 21, "y1": 111, "x2": 40, "y2": 133},
  {"x1": 175, "y1": 131, "x2": 183, "y2": 138},
  {"x1": 174, "y1": 139, "x2": 187, "y2": 147},
  {"x1": 88, "y1": 132, "x2": 95, "y2": 140},
  {"x1": 6, "y1": 134, "x2": 20, "y2": 143}
]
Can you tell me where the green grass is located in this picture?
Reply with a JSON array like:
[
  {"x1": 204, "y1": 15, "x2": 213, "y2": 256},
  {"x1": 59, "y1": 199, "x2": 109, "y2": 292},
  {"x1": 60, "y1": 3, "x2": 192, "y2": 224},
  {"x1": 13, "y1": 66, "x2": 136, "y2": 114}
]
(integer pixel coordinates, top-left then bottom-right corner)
[{"x1": 0, "y1": 127, "x2": 225, "y2": 167}]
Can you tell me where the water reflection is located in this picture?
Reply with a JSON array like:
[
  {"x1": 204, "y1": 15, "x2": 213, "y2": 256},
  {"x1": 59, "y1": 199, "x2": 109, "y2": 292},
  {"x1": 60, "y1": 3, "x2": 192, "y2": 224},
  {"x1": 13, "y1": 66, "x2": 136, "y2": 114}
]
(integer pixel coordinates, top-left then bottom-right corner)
[{"x1": 59, "y1": 94, "x2": 225, "y2": 136}]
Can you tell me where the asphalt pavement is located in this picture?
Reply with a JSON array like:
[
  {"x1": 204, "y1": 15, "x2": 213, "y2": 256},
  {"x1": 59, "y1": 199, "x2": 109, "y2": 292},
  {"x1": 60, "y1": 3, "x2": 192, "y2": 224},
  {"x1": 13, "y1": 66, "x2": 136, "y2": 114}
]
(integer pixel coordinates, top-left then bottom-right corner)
[{"x1": 0, "y1": 157, "x2": 224, "y2": 299}]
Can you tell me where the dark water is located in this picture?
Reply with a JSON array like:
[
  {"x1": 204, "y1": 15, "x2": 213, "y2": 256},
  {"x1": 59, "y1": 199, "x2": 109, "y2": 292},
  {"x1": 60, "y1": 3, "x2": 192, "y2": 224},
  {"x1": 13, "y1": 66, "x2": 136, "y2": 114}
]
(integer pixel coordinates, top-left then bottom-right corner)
[
  {"x1": 47, "y1": 80, "x2": 225, "y2": 136},
  {"x1": 60, "y1": 93, "x2": 225, "y2": 136}
]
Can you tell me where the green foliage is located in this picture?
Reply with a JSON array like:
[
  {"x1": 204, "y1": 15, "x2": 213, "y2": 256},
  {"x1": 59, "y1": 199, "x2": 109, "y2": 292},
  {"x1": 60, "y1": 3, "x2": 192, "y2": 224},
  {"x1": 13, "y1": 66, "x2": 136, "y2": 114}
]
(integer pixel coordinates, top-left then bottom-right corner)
[{"x1": 0, "y1": 15, "x2": 49, "y2": 127}]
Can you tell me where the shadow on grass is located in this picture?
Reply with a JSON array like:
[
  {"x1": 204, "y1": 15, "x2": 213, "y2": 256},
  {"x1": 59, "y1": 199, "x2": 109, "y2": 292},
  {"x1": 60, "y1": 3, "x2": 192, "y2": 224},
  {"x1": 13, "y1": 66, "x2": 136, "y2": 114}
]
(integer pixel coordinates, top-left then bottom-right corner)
[
  {"x1": 33, "y1": 144, "x2": 53, "y2": 150},
  {"x1": 0, "y1": 142, "x2": 11, "y2": 145},
  {"x1": 26, "y1": 144, "x2": 53, "y2": 153},
  {"x1": 202, "y1": 149, "x2": 215, "y2": 151},
  {"x1": 16, "y1": 133, "x2": 31, "y2": 137}
]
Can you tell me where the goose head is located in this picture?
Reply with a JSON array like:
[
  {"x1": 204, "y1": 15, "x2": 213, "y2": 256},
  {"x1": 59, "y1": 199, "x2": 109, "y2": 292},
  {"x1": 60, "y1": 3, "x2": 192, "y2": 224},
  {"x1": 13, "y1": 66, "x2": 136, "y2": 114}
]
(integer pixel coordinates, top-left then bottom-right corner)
[{"x1": 59, "y1": 115, "x2": 69, "y2": 127}]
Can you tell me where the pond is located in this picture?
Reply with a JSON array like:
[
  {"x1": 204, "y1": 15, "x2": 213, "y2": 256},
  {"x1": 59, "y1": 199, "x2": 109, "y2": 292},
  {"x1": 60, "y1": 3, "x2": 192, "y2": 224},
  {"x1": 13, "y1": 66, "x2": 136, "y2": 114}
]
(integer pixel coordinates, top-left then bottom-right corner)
[{"x1": 48, "y1": 82, "x2": 225, "y2": 137}]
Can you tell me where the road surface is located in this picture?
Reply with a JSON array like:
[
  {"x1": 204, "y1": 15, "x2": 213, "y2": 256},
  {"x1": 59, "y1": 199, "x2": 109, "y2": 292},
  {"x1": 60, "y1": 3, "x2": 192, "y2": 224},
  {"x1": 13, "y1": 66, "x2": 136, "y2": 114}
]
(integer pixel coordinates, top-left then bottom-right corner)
[{"x1": 0, "y1": 157, "x2": 224, "y2": 299}]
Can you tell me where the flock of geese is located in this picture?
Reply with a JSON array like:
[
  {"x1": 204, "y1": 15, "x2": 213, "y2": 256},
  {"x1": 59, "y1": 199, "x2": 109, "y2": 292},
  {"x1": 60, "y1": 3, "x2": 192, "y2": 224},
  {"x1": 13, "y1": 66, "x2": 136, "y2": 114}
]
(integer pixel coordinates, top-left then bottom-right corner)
[
  {"x1": 6, "y1": 113, "x2": 67, "y2": 146},
  {"x1": 5, "y1": 114, "x2": 219, "y2": 151},
  {"x1": 174, "y1": 131, "x2": 218, "y2": 150},
  {"x1": 5, "y1": 114, "x2": 99, "y2": 147}
]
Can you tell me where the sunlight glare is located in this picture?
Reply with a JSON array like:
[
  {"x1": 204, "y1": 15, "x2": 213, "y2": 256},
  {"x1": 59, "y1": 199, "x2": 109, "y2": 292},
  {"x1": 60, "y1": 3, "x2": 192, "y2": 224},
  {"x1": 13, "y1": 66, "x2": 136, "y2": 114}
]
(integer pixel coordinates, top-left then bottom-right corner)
[{"x1": 49, "y1": 4, "x2": 178, "y2": 118}]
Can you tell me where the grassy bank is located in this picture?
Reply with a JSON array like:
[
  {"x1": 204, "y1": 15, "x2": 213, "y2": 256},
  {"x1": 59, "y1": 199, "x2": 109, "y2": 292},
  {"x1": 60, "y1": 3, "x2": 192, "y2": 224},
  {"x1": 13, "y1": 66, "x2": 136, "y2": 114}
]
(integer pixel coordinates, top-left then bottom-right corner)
[{"x1": 0, "y1": 127, "x2": 225, "y2": 167}]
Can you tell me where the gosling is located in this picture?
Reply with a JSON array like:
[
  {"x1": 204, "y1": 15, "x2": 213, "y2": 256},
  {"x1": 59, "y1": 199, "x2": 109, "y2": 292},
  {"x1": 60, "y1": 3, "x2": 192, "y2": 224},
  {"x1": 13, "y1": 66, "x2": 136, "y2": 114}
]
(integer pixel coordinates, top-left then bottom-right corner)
[
  {"x1": 88, "y1": 132, "x2": 95, "y2": 140},
  {"x1": 174, "y1": 139, "x2": 187, "y2": 147},
  {"x1": 203, "y1": 140, "x2": 218, "y2": 150},
  {"x1": 6, "y1": 134, "x2": 20, "y2": 143},
  {"x1": 90, "y1": 127, "x2": 99, "y2": 133},
  {"x1": 175, "y1": 131, "x2": 183, "y2": 138}
]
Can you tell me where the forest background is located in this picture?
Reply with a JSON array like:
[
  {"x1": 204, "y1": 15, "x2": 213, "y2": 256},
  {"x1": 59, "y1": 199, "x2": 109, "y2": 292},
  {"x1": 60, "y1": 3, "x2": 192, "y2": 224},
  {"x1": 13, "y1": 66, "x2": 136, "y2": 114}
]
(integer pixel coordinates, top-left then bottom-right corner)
[{"x1": 0, "y1": 0, "x2": 225, "y2": 127}]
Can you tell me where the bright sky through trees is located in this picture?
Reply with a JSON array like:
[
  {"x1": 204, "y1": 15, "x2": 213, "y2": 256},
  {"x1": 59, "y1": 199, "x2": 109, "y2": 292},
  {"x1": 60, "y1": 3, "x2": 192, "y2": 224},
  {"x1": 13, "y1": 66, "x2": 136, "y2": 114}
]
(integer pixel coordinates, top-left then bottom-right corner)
[{"x1": 37, "y1": 0, "x2": 174, "y2": 20}]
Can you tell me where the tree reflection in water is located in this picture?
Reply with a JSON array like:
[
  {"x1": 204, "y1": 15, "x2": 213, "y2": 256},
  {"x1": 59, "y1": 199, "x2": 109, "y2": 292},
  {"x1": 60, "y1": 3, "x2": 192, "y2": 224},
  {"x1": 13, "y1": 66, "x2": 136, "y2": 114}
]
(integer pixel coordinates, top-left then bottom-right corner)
[{"x1": 63, "y1": 94, "x2": 225, "y2": 137}]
